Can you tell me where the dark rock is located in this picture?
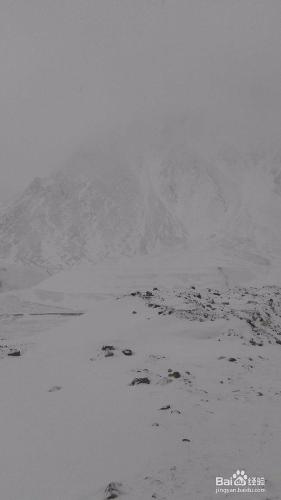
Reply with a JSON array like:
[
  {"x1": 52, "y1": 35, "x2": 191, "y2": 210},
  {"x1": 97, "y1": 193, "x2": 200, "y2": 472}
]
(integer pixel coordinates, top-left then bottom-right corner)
[
  {"x1": 145, "y1": 291, "x2": 153, "y2": 297},
  {"x1": 159, "y1": 404, "x2": 171, "y2": 410},
  {"x1": 130, "y1": 377, "x2": 151, "y2": 386},
  {"x1": 8, "y1": 350, "x2": 21, "y2": 357},
  {"x1": 168, "y1": 371, "x2": 181, "y2": 379},
  {"x1": 182, "y1": 438, "x2": 191, "y2": 442},
  {"x1": 228, "y1": 357, "x2": 237, "y2": 362},
  {"x1": 104, "y1": 482, "x2": 123, "y2": 499},
  {"x1": 102, "y1": 345, "x2": 115, "y2": 351},
  {"x1": 48, "y1": 385, "x2": 62, "y2": 392},
  {"x1": 250, "y1": 338, "x2": 263, "y2": 346},
  {"x1": 132, "y1": 310, "x2": 137, "y2": 314},
  {"x1": 122, "y1": 349, "x2": 133, "y2": 356},
  {"x1": 104, "y1": 351, "x2": 114, "y2": 358}
]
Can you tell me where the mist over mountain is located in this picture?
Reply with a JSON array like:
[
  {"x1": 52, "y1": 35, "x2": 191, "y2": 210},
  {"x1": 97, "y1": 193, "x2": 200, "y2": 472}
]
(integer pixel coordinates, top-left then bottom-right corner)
[{"x1": 0, "y1": 120, "x2": 281, "y2": 275}]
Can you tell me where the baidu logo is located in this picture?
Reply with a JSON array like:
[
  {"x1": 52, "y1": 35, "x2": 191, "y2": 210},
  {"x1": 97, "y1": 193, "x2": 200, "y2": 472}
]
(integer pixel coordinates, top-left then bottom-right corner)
[
  {"x1": 215, "y1": 468, "x2": 266, "y2": 494},
  {"x1": 232, "y1": 470, "x2": 248, "y2": 486}
]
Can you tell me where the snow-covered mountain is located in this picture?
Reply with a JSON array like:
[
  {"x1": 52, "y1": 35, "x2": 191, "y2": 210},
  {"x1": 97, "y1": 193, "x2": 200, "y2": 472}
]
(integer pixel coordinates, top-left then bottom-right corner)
[
  {"x1": 0, "y1": 147, "x2": 187, "y2": 271},
  {"x1": 0, "y1": 137, "x2": 281, "y2": 274}
]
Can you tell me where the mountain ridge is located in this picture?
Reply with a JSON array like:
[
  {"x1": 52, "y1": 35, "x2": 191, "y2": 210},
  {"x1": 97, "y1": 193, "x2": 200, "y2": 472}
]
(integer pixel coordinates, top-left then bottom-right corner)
[{"x1": 0, "y1": 140, "x2": 281, "y2": 274}]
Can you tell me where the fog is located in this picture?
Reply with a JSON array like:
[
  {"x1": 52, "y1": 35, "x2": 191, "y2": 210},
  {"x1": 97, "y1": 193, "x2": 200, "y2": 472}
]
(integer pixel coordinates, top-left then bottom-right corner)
[{"x1": 0, "y1": 0, "x2": 281, "y2": 200}]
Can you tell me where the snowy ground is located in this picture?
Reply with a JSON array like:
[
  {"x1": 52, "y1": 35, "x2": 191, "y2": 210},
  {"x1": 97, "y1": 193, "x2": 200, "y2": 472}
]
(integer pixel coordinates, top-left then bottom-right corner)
[{"x1": 0, "y1": 264, "x2": 281, "y2": 499}]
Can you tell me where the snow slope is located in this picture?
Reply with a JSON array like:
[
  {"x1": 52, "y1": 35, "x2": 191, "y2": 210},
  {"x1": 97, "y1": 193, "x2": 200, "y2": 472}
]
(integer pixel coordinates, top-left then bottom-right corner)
[
  {"x1": 1, "y1": 284, "x2": 281, "y2": 499},
  {"x1": 0, "y1": 139, "x2": 281, "y2": 279}
]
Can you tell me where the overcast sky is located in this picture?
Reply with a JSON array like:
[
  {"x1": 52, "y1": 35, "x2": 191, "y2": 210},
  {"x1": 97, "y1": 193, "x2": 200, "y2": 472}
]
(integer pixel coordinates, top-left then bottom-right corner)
[{"x1": 0, "y1": 0, "x2": 281, "y2": 201}]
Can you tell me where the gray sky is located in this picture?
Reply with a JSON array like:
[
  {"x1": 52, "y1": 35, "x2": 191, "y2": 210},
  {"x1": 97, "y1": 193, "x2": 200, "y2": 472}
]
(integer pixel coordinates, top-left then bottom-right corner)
[{"x1": 0, "y1": 0, "x2": 281, "y2": 200}]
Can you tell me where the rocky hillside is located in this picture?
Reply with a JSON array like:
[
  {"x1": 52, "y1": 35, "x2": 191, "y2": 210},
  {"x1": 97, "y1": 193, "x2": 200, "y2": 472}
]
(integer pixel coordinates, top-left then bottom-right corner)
[
  {"x1": 0, "y1": 140, "x2": 281, "y2": 273},
  {"x1": 0, "y1": 150, "x2": 187, "y2": 271}
]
